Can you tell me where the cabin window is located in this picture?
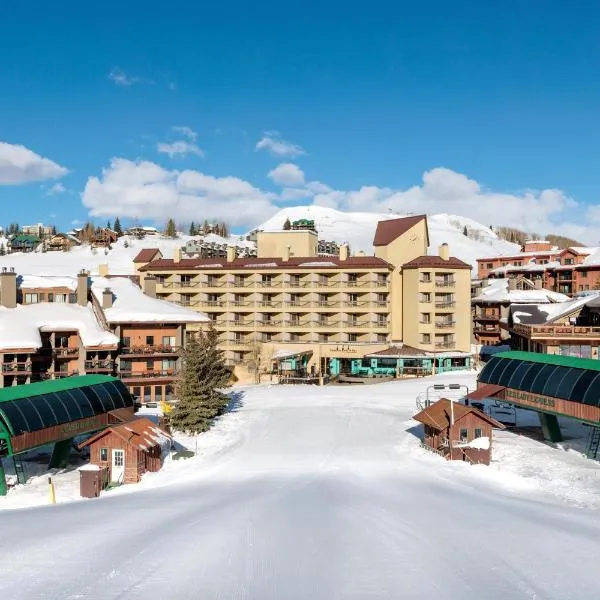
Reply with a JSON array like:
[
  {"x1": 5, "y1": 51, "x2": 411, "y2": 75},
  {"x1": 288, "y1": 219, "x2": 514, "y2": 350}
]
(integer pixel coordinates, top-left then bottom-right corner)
[
  {"x1": 459, "y1": 428, "x2": 468, "y2": 442},
  {"x1": 100, "y1": 448, "x2": 108, "y2": 461},
  {"x1": 474, "y1": 428, "x2": 482, "y2": 439}
]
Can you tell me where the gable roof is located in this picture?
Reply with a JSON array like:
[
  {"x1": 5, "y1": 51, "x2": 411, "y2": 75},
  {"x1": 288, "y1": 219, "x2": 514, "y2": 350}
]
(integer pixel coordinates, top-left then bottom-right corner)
[
  {"x1": 402, "y1": 255, "x2": 471, "y2": 270},
  {"x1": 133, "y1": 248, "x2": 163, "y2": 263},
  {"x1": 373, "y1": 215, "x2": 428, "y2": 247},
  {"x1": 413, "y1": 398, "x2": 505, "y2": 431},
  {"x1": 78, "y1": 417, "x2": 172, "y2": 451}
]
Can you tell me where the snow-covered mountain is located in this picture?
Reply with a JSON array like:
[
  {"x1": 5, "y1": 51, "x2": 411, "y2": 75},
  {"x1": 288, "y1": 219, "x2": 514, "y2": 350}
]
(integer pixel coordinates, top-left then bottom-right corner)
[{"x1": 256, "y1": 206, "x2": 520, "y2": 270}]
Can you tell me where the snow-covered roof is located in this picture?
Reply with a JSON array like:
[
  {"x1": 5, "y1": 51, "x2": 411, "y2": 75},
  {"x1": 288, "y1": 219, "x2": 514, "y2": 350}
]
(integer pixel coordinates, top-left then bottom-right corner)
[
  {"x1": 90, "y1": 276, "x2": 210, "y2": 324},
  {"x1": 0, "y1": 303, "x2": 119, "y2": 350},
  {"x1": 473, "y1": 279, "x2": 569, "y2": 304},
  {"x1": 19, "y1": 275, "x2": 78, "y2": 291},
  {"x1": 510, "y1": 294, "x2": 600, "y2": 326}
]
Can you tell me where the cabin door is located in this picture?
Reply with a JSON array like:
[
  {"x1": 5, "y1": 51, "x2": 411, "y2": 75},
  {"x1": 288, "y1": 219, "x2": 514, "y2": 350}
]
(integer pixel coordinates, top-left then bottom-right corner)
[{"x1": 111, "y1": 449, "x2": 125, "y2": 483}]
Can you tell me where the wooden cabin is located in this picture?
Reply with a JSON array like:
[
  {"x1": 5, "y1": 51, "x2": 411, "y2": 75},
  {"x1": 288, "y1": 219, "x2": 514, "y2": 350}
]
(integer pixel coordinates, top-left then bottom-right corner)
[
  {"x1": 413, "y1": 398, "x2": 505, "y2": 465},
  {"x1": 46, "y1": 233, "x2": 81, "y2": 251},
  {"x1": 79, "y1": 417, "x2": 172, "y2": 484}
]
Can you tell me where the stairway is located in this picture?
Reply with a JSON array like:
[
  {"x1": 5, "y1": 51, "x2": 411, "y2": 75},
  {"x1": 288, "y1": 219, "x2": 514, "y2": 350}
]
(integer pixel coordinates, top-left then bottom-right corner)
[{"x1": 585, "y1": 426, "x2": 600, "y2": 460}]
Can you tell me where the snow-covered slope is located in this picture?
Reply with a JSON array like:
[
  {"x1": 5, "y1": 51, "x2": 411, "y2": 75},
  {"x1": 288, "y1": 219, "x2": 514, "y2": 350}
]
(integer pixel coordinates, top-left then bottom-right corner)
[
  {"x1": 257, "y1": 206, "x2": 519, "y2": 270},
  {"x1": 0, "y1": 233, "x2": 247, "y2": 276}
]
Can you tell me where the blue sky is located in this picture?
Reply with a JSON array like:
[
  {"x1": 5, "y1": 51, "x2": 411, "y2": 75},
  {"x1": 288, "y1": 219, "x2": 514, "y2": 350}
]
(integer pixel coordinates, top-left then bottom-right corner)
[{"x1": 1, "y1": 0, "x2": 600, "y2": 241}]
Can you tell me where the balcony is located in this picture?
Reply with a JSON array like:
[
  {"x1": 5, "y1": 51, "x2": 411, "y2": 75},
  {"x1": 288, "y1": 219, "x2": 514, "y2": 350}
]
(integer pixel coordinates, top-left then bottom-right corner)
[
  {"x1": 474, "y1": 315, "x2": 499, "y2": 322},
  {"x1": 435, "y1": 321, "x2": 455, "y2": 329},
  {"x1": 85, "y1": 360, "x2": 114, "y2": 373},
  {"x1": 2, "y1": 362, "x2": 32, "y2": 374},
  {"x1": 121, "y1": 345, "x2": 179, "y2": 356},
  {"x1": 257, "y1": 281, "x2": 282, "y2": 288},
  {"x1": 118, "y1": 369, "x2": 176, "y2": 380},
  {"x1": 162, "y1": 280, "x2": 201, "y2": 288},
  {"x1": 512, "y1": 323, "x2": 600, "y2": 339},
  {"x1": 435, "y1": 280, "x2": 455, "y2": 288},
  {"x1": 53, "y1": 347, "x2": 79, "y2": 358},
  {"x1": 259, "y1": 301, "x2": 282, "y2": 308},
  {"x1": 54, "y1": 370, "x2": 79, "y2": 378},
  {"x1": 435, "y1": 301, "x2": 455, "y2": 309},
  {"x1": 474, "y1": 326, "x2": 501, "y2": 334},
  {"x1": 434, "y1": 341, "x2": 455, "y2": 349}
]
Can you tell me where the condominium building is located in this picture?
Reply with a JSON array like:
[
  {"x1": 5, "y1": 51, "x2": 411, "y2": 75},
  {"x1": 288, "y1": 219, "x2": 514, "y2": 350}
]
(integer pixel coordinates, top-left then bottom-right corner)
[
  {"x1": 477, "y1": 240, "x2": 600, "y2": 295},
  {"x1": 136, "y1": 215, "x2": 473, "y2": 376},
  {"x1": 0, "y1": 267, "x2": 208, "y2": 404}
]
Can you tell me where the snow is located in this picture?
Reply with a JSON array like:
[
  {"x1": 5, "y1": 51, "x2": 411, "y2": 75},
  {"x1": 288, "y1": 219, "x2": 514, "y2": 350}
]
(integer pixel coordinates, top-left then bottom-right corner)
[
  {"x1": 90, "y1": 276, "x2": 210, "y2": 324},
  {"x1": 514, "y1": 295, "x2": 598, "y2": 324},
  {"x1": 473, "y1": 278, "x2": 570, "y2": 304},
  {"x1": 0, "y1": 303, "x2": 119, "y2": 349},
  {"x1": 467, "y1": 435, "x2": 490, "y2": 450},
  {"x1": 256, "y1": 206, "x2": 519, "y2": 270},
  {"x1": 19, "y1": 274, "x2": 78, "y2": 290},
  {"x1": 2, "y1": 374, "x2": 600, "y2": 598},
  {"x1": 78, "y1": 464, "x2": 101, "y2": 471}
]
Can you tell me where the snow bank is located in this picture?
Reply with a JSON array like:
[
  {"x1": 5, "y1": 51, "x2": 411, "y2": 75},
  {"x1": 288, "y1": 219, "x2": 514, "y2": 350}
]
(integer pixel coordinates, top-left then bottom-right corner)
[{"x1": 473, "y1": 279, "x2": 570, "y2": 304}]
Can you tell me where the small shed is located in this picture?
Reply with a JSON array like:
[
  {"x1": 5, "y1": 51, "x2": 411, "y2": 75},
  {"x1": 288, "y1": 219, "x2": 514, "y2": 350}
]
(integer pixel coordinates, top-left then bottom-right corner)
[
  {"x1": 413, "y1": 398, "x2": 505, "y2": 465},
  {"x1": 78, "y1": 417, "x2": 172, "y2": 484}
]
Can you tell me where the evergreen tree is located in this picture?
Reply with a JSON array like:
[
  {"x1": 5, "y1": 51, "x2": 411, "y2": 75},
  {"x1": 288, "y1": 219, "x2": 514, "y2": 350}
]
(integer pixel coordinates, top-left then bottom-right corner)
[
  {"x1": 0, "y1": 245, "x2": 5, "y2": 256},
  {"x1": 283, "y1": 218, "x2": 292, "y2": 231},
  {"x1": 51, "y1": 225, "x2": 57, "y2": 236},
  {"x1": 463, "y1": 225, "x2": 468, "y2": 237},
  {"x1": 113, "y1": 217, "x2": 123, "y2": 236},
  {"x1": 107, "y1": 220, "x2": 112, "y2": 230},
  {"x1": 189, "y1": 221, "x2": 196, "y2": 236},
  {"x1": 170, "y1": 328, "x2": 231, "y2": 435},
  {"x1": 165, "y1": 218, "x2": 177, "y2": 238}
]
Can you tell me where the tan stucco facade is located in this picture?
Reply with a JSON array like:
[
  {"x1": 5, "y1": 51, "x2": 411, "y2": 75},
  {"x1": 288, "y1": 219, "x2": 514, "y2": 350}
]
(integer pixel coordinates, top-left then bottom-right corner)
[{"x1": 256, "y1": 230, "x2": 318, "y2": 259}]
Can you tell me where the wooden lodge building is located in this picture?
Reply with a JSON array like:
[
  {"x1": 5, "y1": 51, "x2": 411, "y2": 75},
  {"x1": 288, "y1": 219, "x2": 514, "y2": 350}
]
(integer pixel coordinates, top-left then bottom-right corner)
[
  {"x1": 413, "y1": 398, "x2": 505, "y2": 465},
  {"x1": 79, "y1": 417, "x2": 172, "y2": 484}
]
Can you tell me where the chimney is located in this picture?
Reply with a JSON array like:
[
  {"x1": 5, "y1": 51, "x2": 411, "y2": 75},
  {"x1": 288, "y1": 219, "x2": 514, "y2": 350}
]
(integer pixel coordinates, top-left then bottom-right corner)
[
  {"x1": 98, "y1": 263, "x2": 109, "y2": 277},
  {"x1": 144, "y1": 275, "x2": 157, "y2": 298},
  {"x1": 77, "y1": 269, "x2": 89, "y2": 306},
  {"x1": 439, "y1": 243, "x2": 449, "y2": 261},
  {"x1": 0, "y1": 267, "x2": 17, "y2": 308},
  {"x1": 226, "y1": 246, "x2": 236, "y2": 263},
  {"x1": 173, "y1": 248, "x2": 181, "y2": 264},
  {"x1": 283, "y1": 245, "x2": 291, "y2": 262},
  {"x1": 339, "y1": 243, "x2": 349, "y2": 261},
  {"x1": 102, "y1": 288, "x2": 113, "y2": 309}
]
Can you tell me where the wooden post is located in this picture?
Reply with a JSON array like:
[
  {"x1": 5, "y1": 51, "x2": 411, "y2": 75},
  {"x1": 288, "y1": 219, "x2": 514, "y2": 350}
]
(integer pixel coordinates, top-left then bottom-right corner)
[{"x1": 48, "y1": 477, "x2": 56, "y2": 504}]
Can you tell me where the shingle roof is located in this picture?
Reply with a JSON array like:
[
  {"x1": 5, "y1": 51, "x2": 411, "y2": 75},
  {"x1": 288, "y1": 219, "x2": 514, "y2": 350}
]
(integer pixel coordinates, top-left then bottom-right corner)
[
  {"x1": 140, "y1": 255, "x2": 393, "y2": 271},
  {"x1": 413, "y1": 398, "x2": 505, "y2": 431},
  {"x1": 366, "y1": 344, "x2": 428, "y2": 357},
  {"x1": 373, "y1": 215, "x2": 428, "y2": 247},
  {"x1": 133, "y1": 248, "x2": 163, "y2": 263},
  {"x1": 402, "y1": 255, "x2": 471, "y2": 269},
  {"x1": 79, "y1": 417, "x2": 172, "y2": 451}
]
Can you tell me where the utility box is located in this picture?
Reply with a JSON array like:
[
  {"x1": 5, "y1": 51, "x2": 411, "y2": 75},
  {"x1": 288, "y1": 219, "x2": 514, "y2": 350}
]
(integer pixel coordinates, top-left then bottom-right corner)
[{"x1": 79, "y1": 465, "x2": 108, "y2": 498}]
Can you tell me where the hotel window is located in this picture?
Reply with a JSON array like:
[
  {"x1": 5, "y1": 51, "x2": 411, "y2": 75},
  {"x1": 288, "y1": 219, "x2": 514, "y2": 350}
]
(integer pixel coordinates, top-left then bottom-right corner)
[
  {"x1": 162, "y1": 335, "x2": 176, "y2": 347},
  {"x1": 155, "y1": 386, "x2": 163, "y2": 402},
  {"x1": 146, "y1": 335, "x2": 154, "y2": 346},
  {"x1": 377, "y1": 314, "x2": 387, "y2": 326},
  {"x1": 420, "y1": 272, "x2": 431, "y2": 283},
  {"x1": 290, "y1": 333, "x2": 300, "y2": 341},
  {"x1": 56, "y1": 335, "x2": 69, "y2": 348},
  {"x1": 377, "y1": 293, "x2": 387, "y2": 304},
  {"x1": 144, "y1": 386, "x2": 152, "y2": 402},
  {"x1": 261, "y1": 274, "x2": 272, "y2": 285},
  {"x1": 348, "y1": 273, "x2": 358, "y2": 284},
  {"x1": 420, "y1": 293, "x2": 431, "y2": 303},
  {"x1": 486, "y1": 263, "x2": 493, "y2": 269},
  {"x1": 420, "y1": 313, "x2": 431, "y2": 324},
  {"x1": 348, "y1": 333, "x2": 358, "y2": 342},
  {"x1": 146, "y1": 359, "x2": 154, "y2": 370},
  {"x1": 377, "y1": 334, "x2": 387, "y2": 343},
  {"x1": 290, "y1": 275, "x2": 300, "y2": 287},
  {"x1": 377, "y1": 274, "x2": 387, "y2": 285},
  {"x1": 421, "y1": 333, "x2": 431, "y2": 344}
]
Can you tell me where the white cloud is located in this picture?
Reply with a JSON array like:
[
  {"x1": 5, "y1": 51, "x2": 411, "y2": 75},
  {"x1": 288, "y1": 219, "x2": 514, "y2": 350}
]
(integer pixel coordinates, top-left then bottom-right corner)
[
  {"x1": 268, "y1": 163, "x2": 305, "y2": 186},
  {"x1": 71, "y1": 219, "x2": 82, "y2": 226},
  {"x1": 46, "y1": 182, "x2": 67, "y2": 195},
  {"x1": 157, "y1": 141, "x2": 204, "y2": 158},
  {"x1": 108, "y1": 67, "x2": 153, "y2": 87},
  {"x1": 312, "y1": 167, "x2": 592, "y2": 242},
  {"x1": 279, "y1": 188, "x2": 311, "y2": 202},
  {"x1": 0, "y1": 141, "x2": 68, "y2": 185},
  {"x1": 255, "y1": 133, "x2": 305, "y2": 157},
  {"x1": 171, "y1": 126, "x2": 197, "y2": 141},
  {"x1": 82, "y1": 158, "x2": 278, "y2": 227}
]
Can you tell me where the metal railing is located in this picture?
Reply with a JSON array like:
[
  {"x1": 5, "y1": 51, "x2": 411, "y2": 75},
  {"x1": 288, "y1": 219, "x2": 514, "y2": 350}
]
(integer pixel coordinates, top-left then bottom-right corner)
[
  {"x1": 53, "y1": 347, "x2": 79, "y2": 357},
  {"x1": 435, "y1": 321, "x2": 456, "y2": 329},
  {"x1": 512, "y1": 323, "x2": 600, "y2": 338},
  {"x1": 118, "y1": 369, "x2": 176, "y2": 379},
  {"x1": 434, "y1": 341, "x2": 455, "y2": 349},
  {"x1": 435, "y1": 301, "x2": 456, "y2": 308},
  {"x1": 121, "y1": 345, "x2": 179, "y2": 355},
  {"x1": 2, "y1": 363, "x2": 32, "y2": 373}
]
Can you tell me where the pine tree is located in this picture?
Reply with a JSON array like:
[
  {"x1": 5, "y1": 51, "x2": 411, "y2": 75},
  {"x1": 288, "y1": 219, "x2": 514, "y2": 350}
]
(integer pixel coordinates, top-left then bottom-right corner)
[
  {"x1": 463, "y1": 225, "x2": 468, "y2": 237},
  {"x1": 189, "y1": 221, "x2": 196, "y2": 236},
  {"x1": 170, "y1": 328, "x2": 231, "y2": 435},
  {"x1": 165, "y1": 218, "x2": 177, "y2": 238},
  {"x1": 107, "y1": 220, "x2": 112, "y2": 230},
  {"x1": 0, "y1": 245, "x2": 5, "y2": 256},
  {"x1": 113, "y1": 217, "x2": 123, "y2": 236},
  {"x1": 283, "y1": 218, "x2": 292, "y2": 231}
]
